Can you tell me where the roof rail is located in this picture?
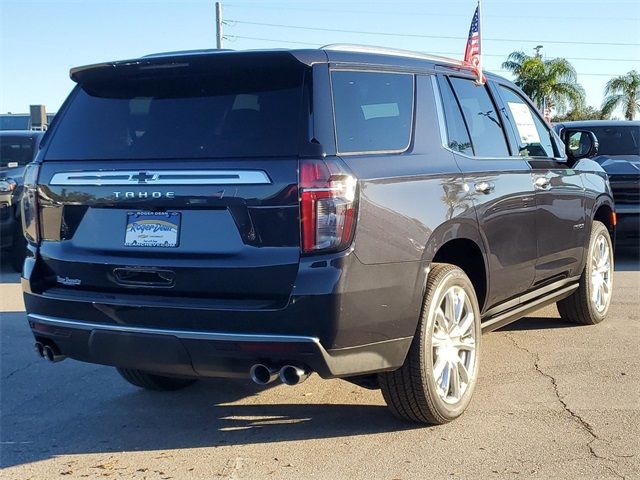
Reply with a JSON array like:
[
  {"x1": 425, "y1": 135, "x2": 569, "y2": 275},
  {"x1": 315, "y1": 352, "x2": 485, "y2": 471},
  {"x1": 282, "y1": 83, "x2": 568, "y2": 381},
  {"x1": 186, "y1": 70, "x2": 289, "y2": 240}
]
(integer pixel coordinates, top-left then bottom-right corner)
[
  {"x1": 321, "y1": 44, "x2": 466, "y2": 67},
  {"x1": 142, "y1": 49, "x2": 234, "y2": 58}
]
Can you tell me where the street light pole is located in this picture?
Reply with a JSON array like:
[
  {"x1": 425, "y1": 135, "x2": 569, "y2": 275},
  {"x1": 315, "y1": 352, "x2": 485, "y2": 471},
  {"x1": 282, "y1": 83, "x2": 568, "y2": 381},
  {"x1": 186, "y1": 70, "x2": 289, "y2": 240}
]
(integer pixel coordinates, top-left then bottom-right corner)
[
  {"x1": 533, "y1": 45, "x2": 549, "y2": 118},
  {"x1": 534, "y1": 45, "x2": 543, "y2": 58}
]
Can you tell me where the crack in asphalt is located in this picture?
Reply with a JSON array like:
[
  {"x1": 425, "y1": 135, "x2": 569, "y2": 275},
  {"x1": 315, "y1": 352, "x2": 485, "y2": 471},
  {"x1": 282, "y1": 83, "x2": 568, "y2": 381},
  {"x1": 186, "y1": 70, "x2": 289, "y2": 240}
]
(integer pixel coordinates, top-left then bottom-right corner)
[
  {"x1": 2, "y1": 359, "x2": 40, "y2": 381},
  {"x1": 505, "y1": 333, "x2": 626, "y2": 480}
]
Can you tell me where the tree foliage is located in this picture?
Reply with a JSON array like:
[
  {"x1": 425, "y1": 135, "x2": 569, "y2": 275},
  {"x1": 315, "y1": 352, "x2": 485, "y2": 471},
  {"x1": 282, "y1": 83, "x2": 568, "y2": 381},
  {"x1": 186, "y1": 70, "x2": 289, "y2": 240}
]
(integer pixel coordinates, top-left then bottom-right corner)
[
  {"x1": 551, "y1": 105, "x2": 607, "y2": 123},
  {"x1": 502, "y1": 51, "x2": 585, "y2": 114},
  {"x1": 601, "y1": 70, "x2": 640, "y2": 120}
]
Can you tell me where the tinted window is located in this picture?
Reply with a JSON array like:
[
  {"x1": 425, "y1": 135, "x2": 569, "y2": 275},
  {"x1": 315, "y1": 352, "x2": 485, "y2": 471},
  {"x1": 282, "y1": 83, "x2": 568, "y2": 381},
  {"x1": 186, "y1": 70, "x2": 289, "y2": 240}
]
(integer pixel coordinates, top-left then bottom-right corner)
[
  {"x1": 498, "y1": 85, "x2": 555, "y2": 158},
  {"x1": 45, "y1": 66, "x2": 307, "y2": 160},
  {"x1": 449, "y1": 77, "x2": 509, "y2": 157},
  {"x1": 0, "y1": 116, "x2": 30, "y2": 131},
  {"x1": 582, "y1": 126, "x2": 640, "y2": 156},
  {"x1": 439, "y1": 78, "x2": 473, "y2": 155},
  {"x1": 332, "y1": 71, "x2": 413, "y2": 153},
  {"x1": 0, "y1": 136, "x2": 36, "y2": 167}
]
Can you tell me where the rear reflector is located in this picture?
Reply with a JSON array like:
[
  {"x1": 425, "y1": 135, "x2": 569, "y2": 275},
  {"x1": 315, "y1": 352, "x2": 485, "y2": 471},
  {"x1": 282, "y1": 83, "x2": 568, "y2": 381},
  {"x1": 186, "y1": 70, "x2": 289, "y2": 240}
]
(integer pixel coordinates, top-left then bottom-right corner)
[{"x1": 299, "y1": 158, "x2": 357, "y2": 254}]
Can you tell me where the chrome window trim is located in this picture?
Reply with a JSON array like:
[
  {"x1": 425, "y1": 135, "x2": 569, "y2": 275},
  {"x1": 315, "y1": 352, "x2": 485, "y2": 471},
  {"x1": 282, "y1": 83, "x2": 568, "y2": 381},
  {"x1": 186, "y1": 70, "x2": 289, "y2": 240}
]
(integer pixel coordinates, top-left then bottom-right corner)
[
  {"x1": 430, "y1": 75, "x2": 449, "y2": 148},
  {"x1": 329, "y1": 69, "x2": 415, "y2": 156},
  {"x1": 49, "y1": 170, "x2": 272, "y2": 186},
  {"x1": 28, "y1": 313, "x2": 320, "y2": 344}
]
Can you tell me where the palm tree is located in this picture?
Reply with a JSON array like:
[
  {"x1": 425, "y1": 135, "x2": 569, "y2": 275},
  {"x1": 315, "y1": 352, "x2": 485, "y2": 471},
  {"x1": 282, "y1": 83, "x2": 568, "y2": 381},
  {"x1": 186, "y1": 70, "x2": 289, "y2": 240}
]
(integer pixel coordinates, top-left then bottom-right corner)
[
  {"x1": 601, "y1": 71, "x2": 640, "y2": 120},
  {"x1": 502, "y1": 51, "x2": 585, "y2": 115}
]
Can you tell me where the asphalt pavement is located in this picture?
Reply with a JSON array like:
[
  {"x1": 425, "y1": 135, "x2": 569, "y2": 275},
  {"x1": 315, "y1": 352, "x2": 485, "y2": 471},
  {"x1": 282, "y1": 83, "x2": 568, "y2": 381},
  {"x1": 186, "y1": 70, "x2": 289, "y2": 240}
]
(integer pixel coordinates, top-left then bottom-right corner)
[{"x1": 1, "y1": 249, "x2": 638, "y2": 479}]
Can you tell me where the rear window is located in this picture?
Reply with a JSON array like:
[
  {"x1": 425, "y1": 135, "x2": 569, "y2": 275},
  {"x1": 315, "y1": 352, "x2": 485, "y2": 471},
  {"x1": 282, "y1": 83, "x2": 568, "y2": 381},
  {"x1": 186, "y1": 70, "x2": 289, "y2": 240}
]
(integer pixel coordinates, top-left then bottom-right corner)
[
  {"x1": 45, "y1": 62, "x2": 307, "y2": 160},
  {"x1": 584, "y1": 126, "x2": 640, "y2": 156},
  {"x1": 0, "y1": 136, "x2": 36, "y2": 167},
  {"x1": 331, "y1": 71, "x2": 414, "y2": 153}
]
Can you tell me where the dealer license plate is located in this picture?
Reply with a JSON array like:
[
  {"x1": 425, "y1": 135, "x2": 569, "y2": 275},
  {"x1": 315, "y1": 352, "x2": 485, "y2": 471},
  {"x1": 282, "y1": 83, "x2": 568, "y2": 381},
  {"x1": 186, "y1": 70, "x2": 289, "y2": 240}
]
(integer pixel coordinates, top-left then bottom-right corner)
[{"x1": 124, "y1": 211, "x2": 180, "y2": 248}]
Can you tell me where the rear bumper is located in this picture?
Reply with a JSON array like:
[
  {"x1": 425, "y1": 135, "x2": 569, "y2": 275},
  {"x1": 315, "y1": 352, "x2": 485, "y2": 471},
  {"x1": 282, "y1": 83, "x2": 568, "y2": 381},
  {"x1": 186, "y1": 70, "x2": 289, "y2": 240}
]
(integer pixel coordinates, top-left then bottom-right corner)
[
  {"x1": 28, "y1": 313, "x2": 411, "y2": 379},
  {"x1": 23, "y1": 251, "x2": 425, "y2": 379}
]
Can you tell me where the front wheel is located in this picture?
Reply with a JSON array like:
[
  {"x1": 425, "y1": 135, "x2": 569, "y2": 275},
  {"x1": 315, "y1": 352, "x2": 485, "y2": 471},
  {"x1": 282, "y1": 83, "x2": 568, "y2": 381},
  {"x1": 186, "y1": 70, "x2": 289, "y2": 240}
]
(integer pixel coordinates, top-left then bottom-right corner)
[
  {"x1": 379, "y1": 263, "x2": 481, "y2": 424},
  {"x1": 557, "y1": 221, "x2": 614, "y2": 325}
]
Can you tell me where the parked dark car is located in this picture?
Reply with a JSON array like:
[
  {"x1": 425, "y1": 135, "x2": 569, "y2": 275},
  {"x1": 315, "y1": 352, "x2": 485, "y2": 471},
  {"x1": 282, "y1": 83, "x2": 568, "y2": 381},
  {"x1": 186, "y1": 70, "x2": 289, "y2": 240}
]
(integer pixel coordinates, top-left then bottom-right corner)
[
  {"x1": 22, "y1": 46, "x2": 614, "y2": 424},
  {"x1": 0, "y1": 130, "x2": 43, "y2": 271},
  {"x1": 555, "y1": 120, "x2": 639, "y2": 247}
]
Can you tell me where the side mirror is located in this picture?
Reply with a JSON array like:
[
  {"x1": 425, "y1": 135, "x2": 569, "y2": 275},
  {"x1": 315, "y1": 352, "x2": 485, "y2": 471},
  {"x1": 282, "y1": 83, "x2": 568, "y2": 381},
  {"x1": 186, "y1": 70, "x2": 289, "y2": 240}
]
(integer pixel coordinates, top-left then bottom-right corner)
[{"x1": 562, "y1": 129, "x2": 599, "y2": 161}]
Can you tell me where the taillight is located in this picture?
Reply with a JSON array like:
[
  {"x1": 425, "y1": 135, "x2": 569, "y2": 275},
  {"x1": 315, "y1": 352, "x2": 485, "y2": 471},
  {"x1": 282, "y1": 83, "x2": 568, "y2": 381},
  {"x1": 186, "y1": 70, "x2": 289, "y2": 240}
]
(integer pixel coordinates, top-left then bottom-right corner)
[
  {"x1": 21, "y1": 163, "x2": 40, "y2": 245},
  {"x1": 299, "y1": 158, "x2": 357, "y2": 254}
]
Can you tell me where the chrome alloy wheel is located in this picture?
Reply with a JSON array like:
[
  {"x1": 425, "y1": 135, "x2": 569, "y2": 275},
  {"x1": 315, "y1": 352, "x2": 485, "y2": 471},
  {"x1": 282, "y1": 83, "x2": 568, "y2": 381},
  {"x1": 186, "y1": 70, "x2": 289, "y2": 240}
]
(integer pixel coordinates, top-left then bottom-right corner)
[
  {"x1": 591, "y1": 233, "x2": 612, "y2": 313},
  {"x1": 431, "y1": 286, "x2": 477, "y2": 404}
]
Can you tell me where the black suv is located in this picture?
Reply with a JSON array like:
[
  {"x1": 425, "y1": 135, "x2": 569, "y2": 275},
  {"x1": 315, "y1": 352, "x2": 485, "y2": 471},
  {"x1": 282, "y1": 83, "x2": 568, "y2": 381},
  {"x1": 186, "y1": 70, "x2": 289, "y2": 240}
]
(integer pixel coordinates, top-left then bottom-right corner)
[
  {"x1": 22, "y1": 46, "x2": 615, "y2": 424},
  {"x1": 555, "y1": 120, "x2": 639, "y2": 247},
  {"x1": 1, "y1": 130, "x2": 43, "y2": 271}
]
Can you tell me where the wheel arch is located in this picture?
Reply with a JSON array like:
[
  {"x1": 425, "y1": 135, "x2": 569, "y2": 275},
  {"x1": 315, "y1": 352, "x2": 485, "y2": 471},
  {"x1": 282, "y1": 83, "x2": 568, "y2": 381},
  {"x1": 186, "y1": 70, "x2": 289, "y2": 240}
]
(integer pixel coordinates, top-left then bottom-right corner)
[
  {"x1": 592, "y1": 195, "x2": 615, "y2": 236},
  {"x1": 422, "y1": 220, "x2": 489, "y2": 312}
]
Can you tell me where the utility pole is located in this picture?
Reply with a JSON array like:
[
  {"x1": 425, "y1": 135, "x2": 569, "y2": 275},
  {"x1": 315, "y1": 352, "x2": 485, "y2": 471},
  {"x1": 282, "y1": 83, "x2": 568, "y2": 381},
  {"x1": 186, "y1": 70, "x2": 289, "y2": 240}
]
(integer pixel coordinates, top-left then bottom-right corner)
[
  {"x1": 215, "y1": 2, "x2": 223, "y2": 49},
  {"x1": 533, "y1": 45, "x2": 549, "y2": 119}
]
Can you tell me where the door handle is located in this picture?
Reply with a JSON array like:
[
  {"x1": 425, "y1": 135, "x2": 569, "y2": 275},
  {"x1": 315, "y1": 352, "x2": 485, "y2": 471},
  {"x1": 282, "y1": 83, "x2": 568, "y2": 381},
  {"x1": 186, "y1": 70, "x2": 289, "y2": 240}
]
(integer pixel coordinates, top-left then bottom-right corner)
[
  {"x1": 534, "y1": 176, "x2": 551, "y2": 190},
  {"x1": 475, "y1": 181, "x2": 495, "y2": 194}
]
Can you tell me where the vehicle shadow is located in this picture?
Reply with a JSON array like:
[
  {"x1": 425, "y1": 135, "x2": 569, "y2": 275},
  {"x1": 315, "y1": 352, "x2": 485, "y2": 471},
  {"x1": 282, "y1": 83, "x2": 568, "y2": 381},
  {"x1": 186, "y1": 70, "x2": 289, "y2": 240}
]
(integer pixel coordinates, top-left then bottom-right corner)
[
  {"x1": 498, "y1": 316, "x2": 576, "y2": 331},
  {"x1": 0, "y1": 375, "x2": 418, "y2": 469},
  {"x1": 0, "y1": 253, "x2": 20, "y2": 284}
]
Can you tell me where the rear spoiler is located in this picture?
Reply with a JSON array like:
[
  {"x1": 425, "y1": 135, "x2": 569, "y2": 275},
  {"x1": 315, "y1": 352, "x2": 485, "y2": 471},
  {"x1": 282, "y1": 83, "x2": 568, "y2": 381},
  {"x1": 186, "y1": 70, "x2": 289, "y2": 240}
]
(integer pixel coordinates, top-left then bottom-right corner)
[{"x1": 70, "y1": 49, "x2": 325, "y2": 84}]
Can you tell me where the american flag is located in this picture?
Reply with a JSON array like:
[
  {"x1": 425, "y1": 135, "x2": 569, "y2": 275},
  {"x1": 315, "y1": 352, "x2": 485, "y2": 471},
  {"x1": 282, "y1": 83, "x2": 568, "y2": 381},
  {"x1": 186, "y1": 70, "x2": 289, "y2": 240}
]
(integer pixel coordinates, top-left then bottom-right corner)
[{"x1": 464, "y1": 3, "x2": 485, "y2": 85}]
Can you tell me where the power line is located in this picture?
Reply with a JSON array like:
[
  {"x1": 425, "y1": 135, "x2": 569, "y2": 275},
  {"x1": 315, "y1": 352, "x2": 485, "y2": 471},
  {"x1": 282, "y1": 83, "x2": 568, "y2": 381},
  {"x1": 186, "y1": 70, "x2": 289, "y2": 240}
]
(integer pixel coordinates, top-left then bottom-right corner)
[
  {"x1": 226, "y1": 19, "x2": 640, "y2": 47},
  {"x1": 224, "y1": 3, "x2": 640, "y2": 22},
  {"x1": 493, "y1": 70, "x2": 616, "y2": 78},
  {"x1": 224, "y1": 35, "x2": 631, "y2": 77},
  {"x1": 226, "y1": 26, "x2": 638, "y2": 62},
  {"x1": 224, "y1": 35, "x2": 318, "y2": 46}
]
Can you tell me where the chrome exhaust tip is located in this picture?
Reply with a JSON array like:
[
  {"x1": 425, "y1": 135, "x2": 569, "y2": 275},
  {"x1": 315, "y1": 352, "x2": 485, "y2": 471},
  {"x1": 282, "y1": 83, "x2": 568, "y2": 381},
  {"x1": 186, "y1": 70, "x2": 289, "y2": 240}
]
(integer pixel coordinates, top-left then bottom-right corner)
[
  {"x1": 34, "y1": 342, "x2": 44, "y2": 358},
  {"x1": 249, "y1": 364, "x2": 279, "y2": 385},
  {"x1": 42, "y1": 345, "x2": 66, "y2": 363},
  {"x1": 279, "y1": 365, "x2": 310, "y2": 386}
]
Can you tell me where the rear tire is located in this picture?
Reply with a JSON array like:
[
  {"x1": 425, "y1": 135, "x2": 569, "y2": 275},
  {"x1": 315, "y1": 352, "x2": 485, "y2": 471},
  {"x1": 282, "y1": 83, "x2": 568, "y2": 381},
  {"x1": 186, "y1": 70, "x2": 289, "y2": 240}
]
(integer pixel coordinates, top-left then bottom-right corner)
[
  {"x1": 10, "y1": 227, "x2": 27, "y2": 273},
  {"x1": 379, "y1": 263, "x2": 481, "y2": 424},
  {"x1": 117, "y1": 368, "x2": 197, "y2": 391},
  {"x1": 557, "y1": 221, "x2": 613, "y2": 325}
]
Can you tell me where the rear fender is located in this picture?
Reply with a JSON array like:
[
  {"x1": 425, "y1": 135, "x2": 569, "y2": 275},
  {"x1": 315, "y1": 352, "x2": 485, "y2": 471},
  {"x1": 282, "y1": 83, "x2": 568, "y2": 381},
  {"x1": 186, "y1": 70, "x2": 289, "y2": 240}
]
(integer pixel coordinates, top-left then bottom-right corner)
[{"x1": 421, "y1": 219, "x2": 489, "y2": 307}]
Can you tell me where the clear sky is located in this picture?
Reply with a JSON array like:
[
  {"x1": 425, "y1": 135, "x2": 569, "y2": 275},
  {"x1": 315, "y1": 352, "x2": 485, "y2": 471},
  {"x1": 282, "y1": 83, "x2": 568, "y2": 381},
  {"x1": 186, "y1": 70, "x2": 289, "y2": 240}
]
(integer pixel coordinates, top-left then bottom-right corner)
[{"x1": 1, "y1": 0, "x2": 639, "y2": 115}]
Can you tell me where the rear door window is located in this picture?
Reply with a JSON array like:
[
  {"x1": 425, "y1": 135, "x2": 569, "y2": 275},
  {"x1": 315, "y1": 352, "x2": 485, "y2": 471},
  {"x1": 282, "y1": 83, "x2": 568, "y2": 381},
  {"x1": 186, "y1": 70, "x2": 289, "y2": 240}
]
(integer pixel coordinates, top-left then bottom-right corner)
[
  {"x1": 45, "y1": 63, "x2": 307, "y2": 160},
  {"x1": 497, "y1": 85, "x2": 555, "y2": 158},
  {"x1": 449, "y1": 77, "x2": 510, "y2": 158},
  {"x1": 331, "y1": 71, "x2": 414, "y2": 153}
]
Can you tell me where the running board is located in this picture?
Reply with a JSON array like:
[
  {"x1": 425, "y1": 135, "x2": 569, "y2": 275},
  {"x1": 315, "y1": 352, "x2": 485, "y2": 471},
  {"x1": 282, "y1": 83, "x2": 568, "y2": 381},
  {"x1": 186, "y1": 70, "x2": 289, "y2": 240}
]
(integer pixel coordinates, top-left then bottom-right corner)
[{"x1": 481, "y1": 283, "x2": 579, "y2": 333}]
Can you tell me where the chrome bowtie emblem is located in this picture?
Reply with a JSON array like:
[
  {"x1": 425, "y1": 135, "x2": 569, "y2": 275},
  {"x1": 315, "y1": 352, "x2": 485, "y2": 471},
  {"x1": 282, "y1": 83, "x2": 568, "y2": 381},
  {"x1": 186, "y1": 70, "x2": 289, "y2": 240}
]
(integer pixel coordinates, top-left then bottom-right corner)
[{"x1": 132, "y1": 171, "x2": 156, "y2": 183}]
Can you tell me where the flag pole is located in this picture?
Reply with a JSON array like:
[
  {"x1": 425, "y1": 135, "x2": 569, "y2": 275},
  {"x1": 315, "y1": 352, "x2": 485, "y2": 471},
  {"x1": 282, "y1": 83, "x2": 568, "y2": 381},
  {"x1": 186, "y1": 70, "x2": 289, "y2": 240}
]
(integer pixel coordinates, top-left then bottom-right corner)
[{"x1": 477, "y1": 0, "x2": 483, "y2": 84}]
